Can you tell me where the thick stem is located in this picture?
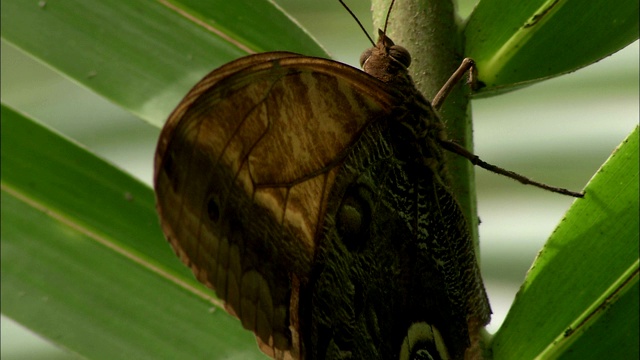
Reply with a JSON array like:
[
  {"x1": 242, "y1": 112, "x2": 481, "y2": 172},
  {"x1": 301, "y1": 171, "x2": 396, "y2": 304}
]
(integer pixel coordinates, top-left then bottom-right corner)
[{"x1": 371, "y1": 0, "x2": 479, "y2": 246}]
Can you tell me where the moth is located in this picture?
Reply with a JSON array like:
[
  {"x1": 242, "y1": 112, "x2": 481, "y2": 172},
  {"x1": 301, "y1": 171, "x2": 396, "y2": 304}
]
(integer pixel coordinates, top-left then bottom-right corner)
[{"x1": 154, "y1": 3, "x2": 494, "y2": 359}]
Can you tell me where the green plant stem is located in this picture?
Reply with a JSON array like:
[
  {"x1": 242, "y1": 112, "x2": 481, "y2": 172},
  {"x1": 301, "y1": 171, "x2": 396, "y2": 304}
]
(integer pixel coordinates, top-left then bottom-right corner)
[{"x1": 370, "y1": 0, "x2": 479, "y2": 247}]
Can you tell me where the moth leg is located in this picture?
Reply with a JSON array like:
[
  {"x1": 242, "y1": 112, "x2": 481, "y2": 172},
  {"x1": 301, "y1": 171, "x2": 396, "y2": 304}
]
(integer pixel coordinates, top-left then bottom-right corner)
[
  {"x1": 432, "y1": 57, "x2": 477, "y2": 110},
  {"x1": 438, "y1": 138, "x2": 585, "y2": 198},
  {"x1": 433, "y1": 58, "x2": 584, "y2": 198}
]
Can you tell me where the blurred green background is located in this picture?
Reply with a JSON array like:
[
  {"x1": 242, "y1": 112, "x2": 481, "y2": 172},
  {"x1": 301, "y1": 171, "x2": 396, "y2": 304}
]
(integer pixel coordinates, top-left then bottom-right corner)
[{"x1": 1, "y1": 0, "x2": 638, "y2": 358}]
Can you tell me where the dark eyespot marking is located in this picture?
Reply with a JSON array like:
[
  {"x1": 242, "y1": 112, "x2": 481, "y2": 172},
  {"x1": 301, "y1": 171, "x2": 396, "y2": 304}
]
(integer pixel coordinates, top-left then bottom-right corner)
[
  {"x1": 411, "y1": 344, "x2": 440, "y2": 360},
  {"x1": 400, "y1": 323, "x2": 450, "y2": 360},
  {"x1": 162, "y1": 149, "x2": 179, "y2": 192},
  {"x1": 336, "y1": 185, "x2": 373, "y2": 250},
  {"x1": 207, "y1": 194, "x2": 221, "y2": 223}
]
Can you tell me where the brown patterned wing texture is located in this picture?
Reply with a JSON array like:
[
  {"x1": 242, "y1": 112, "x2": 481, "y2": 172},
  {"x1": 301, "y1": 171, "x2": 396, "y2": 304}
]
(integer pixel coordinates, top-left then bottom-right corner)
[{"x1": 153, "y1": 52, "x2": 395, "y2": 359}]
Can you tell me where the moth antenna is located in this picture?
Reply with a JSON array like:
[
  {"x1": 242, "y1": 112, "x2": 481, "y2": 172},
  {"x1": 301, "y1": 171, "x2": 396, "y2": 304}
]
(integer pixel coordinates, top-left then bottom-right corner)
[
  {"x1": 339, "y1": 0, "x2": 375, "y2": 46},
  {"x1": 383, "y1": 0, "x2": 397, "y2": 35}
]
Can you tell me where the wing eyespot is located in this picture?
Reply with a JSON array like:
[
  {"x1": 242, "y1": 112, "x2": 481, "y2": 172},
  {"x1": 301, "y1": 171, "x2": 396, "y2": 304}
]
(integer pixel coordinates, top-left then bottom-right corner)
[
  {"x1": 161, "y1": 149, "x2": 179, "y2": 192},
  {"x1": 207, "y1": 194, "x2": 221, "y2": 223},
  {"x1": 336, "y1": 185, "x2": 373, "y2": 250},
  {"x1": 412, "y1": 348, "x2": 438, "y2": 360},
  {"x1": 399, "y1": 322, "x2": 451, "y2": 360}
]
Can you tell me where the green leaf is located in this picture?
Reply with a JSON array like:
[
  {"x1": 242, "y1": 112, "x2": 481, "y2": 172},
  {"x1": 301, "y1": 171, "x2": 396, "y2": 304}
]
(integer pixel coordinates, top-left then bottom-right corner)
[
  {"x1": 490, "y1": 127, "x2": 640, "y2": 359},
  {"x1": 1, "y1": 105, "x2": 268, "y2": 359},
  {"x1": 465, "y1": 0, "x2": 639, "y2": 93},
  {"x1": 0, "y1": 0, "x2": 327, "y2": 127}
]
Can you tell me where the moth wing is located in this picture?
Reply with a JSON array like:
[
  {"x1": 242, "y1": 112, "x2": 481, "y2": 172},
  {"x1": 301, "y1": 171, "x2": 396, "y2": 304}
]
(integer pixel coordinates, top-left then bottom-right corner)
[{"x1": 154, "y1": 52, "x2": 395, "y2": 359}]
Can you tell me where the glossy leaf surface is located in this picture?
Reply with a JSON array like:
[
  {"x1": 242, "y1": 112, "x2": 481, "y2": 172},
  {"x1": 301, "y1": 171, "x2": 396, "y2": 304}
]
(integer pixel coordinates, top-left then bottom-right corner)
[
  {"x1": 491, "y1": 127, "x2": 640, "y2": 359},
  {"x1": 465, "y1": 0, "x2": 639, "y2": 93},
  {"x1": 0, "y1": 0, "x2": 326, "y2": 126},
  {"x1": 1, "y1": 106, "x2": 268, "y2": 359}
]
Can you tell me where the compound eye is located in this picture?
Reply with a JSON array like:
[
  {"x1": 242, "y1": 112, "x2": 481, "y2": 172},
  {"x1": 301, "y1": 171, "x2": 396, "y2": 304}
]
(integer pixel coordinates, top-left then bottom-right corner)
[
  {"x1": 359, "y1": 48, "x2": 373, "y2": 68},
  {"x1": 389, "y1": 45, "x2": 411, "y2": 68},
  {"x1": 399, "y1": 323, "x2": 450, "y2": 360}
]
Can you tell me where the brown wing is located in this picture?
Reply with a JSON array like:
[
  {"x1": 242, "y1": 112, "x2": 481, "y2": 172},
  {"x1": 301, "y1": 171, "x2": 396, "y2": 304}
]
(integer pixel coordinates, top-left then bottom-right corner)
[{"x1": 153, "y1": 52, "x2": 396, "y2": 359}]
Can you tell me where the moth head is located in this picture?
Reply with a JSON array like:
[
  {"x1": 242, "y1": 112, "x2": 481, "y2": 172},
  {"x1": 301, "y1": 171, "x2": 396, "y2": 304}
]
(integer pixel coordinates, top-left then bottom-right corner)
[{"x1": 360, "y1": 29, "x2": 412, "y2": 83}]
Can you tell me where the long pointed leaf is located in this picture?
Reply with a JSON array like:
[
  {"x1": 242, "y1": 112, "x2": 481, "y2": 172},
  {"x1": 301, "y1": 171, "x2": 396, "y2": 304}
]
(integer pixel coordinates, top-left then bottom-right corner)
[
  {"x1": 465, "y1": 0, "x2": 639, "y2": 93},
  {"x1": 491, "y1": 127, "x2": 640, "y2": 359},
  {"x1": 1, "y1": 105, "x2": 268, "y2": 359},
  {"x1": 1, "y1": 0, "x2": 326, "y2": 127}
]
